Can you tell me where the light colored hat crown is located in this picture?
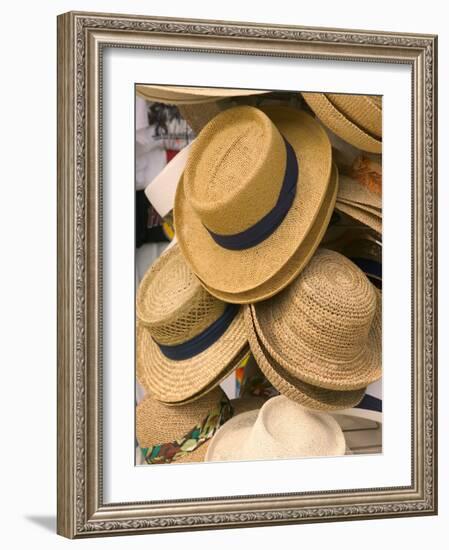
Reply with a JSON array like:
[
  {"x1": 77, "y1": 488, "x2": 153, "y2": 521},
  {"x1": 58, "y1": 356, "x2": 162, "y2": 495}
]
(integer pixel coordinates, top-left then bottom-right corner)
[
  {"x1": 277, "y1": 249, "x2": 377, "y2": 362},
  {"x1": 136, "y1": 246, "x2": 226, "y2": 345},
  {"x1": 241, "y1": 396, "x2": 345, "y2": 459},
  {"x1": 183, "y1": 106, "x2": 288, "y2": 235}
]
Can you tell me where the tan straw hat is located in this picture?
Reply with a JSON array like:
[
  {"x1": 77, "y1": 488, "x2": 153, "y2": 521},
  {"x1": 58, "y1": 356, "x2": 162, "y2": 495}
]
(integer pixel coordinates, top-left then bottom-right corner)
[
  {"x1": 302, "y1": 92, "x2": 382, "y2": 153},
  {"x1": 174, "y1": 105, "x2": 333, "y2": 300},
  {"x1": 206, "y1": 395, "x2": 346, "y2": 462},
  {"x1": 338, "y1": 174, "x2": 381, "y2": 211},
  {"x1": 136, "y1": 245, "x2": 248, "y2": 403},
  {"x1": 244, "y1": 306, "x2": 366, "y2": 411},
  {"x1": 137, "y1": 387, "x2": 265, "y2": 464},
  {"x1": 136, "y1": 85, "x2": 268, "y2": 105},
  {"x1": 335, "y1": 202, "x2": 382, "y2": 235},
  {"x1": 326, "y1": 93, "x2": 382, "y2": 138},
  {"x1": 248, "y1": 248, "x2": 382, "y2": 391},
  {"x1": 197, "y1": 163, "x2": 338, "y2": 304}
]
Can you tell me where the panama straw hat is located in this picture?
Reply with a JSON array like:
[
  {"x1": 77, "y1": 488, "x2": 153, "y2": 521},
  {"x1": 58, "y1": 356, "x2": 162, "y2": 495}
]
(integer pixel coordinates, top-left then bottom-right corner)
[
  {"x1": 174, "y1": 105, "x2": 333, "y2": 299},
  {"x1": 244, "y1": 306, "x2": 366, "y2": 411},
  {"x1": 326, "y1": 93, "x2": 382, "y2": 138},
  {"x1": 137, "y1": 386, "x2": 265, "y2": 464},
  {"x1": 197, "y1": 164, "x2": 338, "y2": 304},
  {"x1": 136, "y1": 85, "x2": 268, "y2": 105},
  {"x1": 302, "y1": 92, "x2": 382, "y2": 154},
  {"x1": 335, "y1": 202, "x2": 382, "y2": 235},
  {"x1": 248, "y1": 248, "x2": 382, "y2": 391},
  {"x1": 205, "y1": 395, "x2": 346, "y2": 462},
  {"x1": 136, "y1": 245, "x2": 248, "y2": 403}
]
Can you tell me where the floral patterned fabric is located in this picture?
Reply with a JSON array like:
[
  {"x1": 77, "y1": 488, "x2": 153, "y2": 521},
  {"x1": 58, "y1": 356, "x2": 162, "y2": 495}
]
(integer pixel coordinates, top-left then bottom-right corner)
[{"x1": 140, "y1": 398, "x2": 233, "y2": 464}]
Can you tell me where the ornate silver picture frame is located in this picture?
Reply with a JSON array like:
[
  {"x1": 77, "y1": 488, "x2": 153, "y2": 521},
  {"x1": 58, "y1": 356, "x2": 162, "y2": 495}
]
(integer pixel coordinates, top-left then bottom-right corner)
[{"x1": 57, "y1": 11, "x2": 437, "y2": 538}]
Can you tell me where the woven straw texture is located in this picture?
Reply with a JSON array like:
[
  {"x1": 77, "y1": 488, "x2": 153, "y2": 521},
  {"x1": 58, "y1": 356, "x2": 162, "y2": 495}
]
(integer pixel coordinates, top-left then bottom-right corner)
[
  {"x1": 244, "y1": 306, "x2": 366, "y2": 411},
  {"x1": 326, "y1": 93, "x2": 382, "y2": 138},
  {"x1": 136, "y1": 246, "x2": 248, "y2": 403},
  {"x1": 136, "y1": 85, "x2": 267, "y2": 105},
  {"x1": 338, "y1": 174, "x2": 381, "y2": 210},
  {"x1": 338, "y1": 199, "x2": 381, "y2": 217},
  {"x1": 249, "y1": 249, "x2": 382, "y2": 391},
  {"x1": 335, "y1": 202, "x2": 382, "y2": 234},
  {"x1": 206, "y1": 395, "x2": 346, "y2": 462},
  {"x1": 178, "y1": 103, "x2": 223, "y2": 134},
  {"x1": 199, "y1": 164, "x2": 338, "y2": 303},
  {"x1": 302, "y1": 92, "x2": 382, "y2": 154},
  {"x1": 174, "y1": 105, "x2": 332, "y2": 296},
  {"x1": 137, "y1": 389, "x2": 265, "y2": 464}
]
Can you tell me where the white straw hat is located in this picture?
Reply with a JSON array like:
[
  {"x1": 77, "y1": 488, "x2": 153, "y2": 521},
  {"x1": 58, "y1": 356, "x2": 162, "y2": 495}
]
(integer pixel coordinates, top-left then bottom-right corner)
[
  {"x1": 174, "y1": 105, "x2": 333, "y2": 301},
  {"x1": 206, "y1": 395, "x2": 346, "y2": 462}
]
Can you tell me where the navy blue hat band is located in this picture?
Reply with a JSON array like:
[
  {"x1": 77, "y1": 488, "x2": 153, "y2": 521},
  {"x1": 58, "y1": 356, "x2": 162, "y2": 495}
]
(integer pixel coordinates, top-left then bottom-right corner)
[
  {"x1": 205, "y1": 136, "x2": 298, "y2": 251},
  {"x1": 154, "y1": 304, "x2": 239, "y2": 361}
]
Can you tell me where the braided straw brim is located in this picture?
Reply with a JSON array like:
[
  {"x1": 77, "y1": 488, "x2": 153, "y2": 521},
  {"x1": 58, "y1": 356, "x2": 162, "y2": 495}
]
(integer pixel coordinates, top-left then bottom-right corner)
[
  {"x1": 338, "y1": 199, "x2": 381, "y2": 217},
  {"x1": 249, "y1": 285, "x2": 382, "y2": 391},
  {"x1": 244, "y1": 307, "x2": 366, "y2": 411},
  {"x1": 335, "y1": 202, "x2": 382, "y2": 235},
  {"x1": 198, "y1": 163, "x2": 338, "y2": 303},
  {"x1": 326, "y1": 93, "x2": 382, "y2": 138},
  {"x1": 175, "y1": 106, "x2": 332, "y2": 296},
  {"x1": 302, "y1": 93, "x2": 382, "y2": 154},
  {"x1": 136, "y1": 311, "x2": 248, "y2": 403},
  {"x1": 136, "y1": 85, "x2": 268, "y2": 105}
]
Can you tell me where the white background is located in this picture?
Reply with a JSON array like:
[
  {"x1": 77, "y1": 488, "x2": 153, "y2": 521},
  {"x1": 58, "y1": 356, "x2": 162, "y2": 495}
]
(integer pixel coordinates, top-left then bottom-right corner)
[{"x1": 0, "y1": 0, "x2": 446, "y2": 548}]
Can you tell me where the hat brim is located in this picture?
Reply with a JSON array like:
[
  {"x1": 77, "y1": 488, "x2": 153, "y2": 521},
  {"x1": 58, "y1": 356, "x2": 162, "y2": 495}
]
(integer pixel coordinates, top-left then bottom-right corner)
[
  {"x1": 244, "y1": 306, "x2": 366, "y2": 410},
  {"x1": 335, "y1": 202, "x2": 382, "y2": 234},
  {"x1": 249, "y1": 287, "x2": 382, "y2": 391},
  {"x1": 174, "y1": 106, "x2": 333, "y2": 295},
  {"x1": 302, "y1": 92, "x2": 382, "y2": 154},
  {"x1": 338, "y1": 174, "x2": 382, "y2": 210},
  {"x1": 136, "y1": 85, "x2": 268, "y2": 105},
  {"x1": 136, "y1": 309, "x2": 248, "y2": 403},
  {"x1": 337, "y1": 199, "x2": 382, "y2": 217},
  {"x1": 326, "y1": 93, "x2": 382, "y2": 139},
  {"x1": 197, "y1": 164, "x2": 338, "y2": 303}
]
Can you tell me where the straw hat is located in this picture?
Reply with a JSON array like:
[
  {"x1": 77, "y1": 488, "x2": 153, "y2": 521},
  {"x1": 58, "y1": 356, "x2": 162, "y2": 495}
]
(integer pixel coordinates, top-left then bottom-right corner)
[
  {"x1": 338, "y1": 174, "x2": 381, "y2": 211},
  {"x1": 244, "y1": 306, "x2": 366, "y2": 411},
  {"x1": 136, "y1": 245, "x2": 248, "y2": 403},
  {"x1": 174, "y1": 105, "x2": 333, "y2": 301},
  {"x1": 335, "y1": 202, "x2": 382, "y2": 235},
  {"x1": 247, "y1": 248, "x2": 382, "y2": 391},
  {"x1": 302, "y1": 92, "x2": 382, "y2": 153},
  {"x1": 206, "y1": 395, "x2": 346, "y2": 462},
  {"x1": 137, "y1": 386, "x2": 265, "y2": 464},
  {"x1": 136, "y1": 85, "x2": 268, "y2": 105},
  {"x1": 197, "y1": 163, "x2": 338, "y2": 304}
]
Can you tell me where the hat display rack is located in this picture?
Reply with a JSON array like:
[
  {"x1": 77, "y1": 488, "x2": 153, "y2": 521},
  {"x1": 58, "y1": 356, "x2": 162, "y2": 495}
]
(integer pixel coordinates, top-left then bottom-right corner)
[{"x1": 135, "y1": 85, "x2": 383, "y2": 465}]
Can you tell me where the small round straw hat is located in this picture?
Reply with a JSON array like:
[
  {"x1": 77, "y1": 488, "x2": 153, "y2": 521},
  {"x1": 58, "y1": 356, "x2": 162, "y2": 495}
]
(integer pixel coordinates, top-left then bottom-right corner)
[
  {"x1": 205, "y1": 395, "x2": 346, "y2": 462},
  {"x1": 244, "y1": 306, "x2": 366, "y2": 411},
  {"x1": 174, "y1": 105, "x2": 333, "y2": 301},
  {"x1": 137, "y1": 386, "x2": 265, "y2": 464},
  {"x1": 247, "y1": 248, "x2": 382, "y2": 391},
  {"x1": 136, "y1": 245, "x2": 248, "y2": 404},
  {"x1": 302, "y1": 92, "x2": 382, "y2": 153}
]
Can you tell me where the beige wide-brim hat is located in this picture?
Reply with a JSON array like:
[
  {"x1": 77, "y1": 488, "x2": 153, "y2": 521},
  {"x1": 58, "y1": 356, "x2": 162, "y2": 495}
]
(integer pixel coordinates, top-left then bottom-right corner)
[
  {"x1": 137, "y1": 387, "x2": 265, "y2": 464},
  {"x1": 175, "y1": 105, "x2": 333, "y2": 301},
  {"x1": 136, "y1": 245, "x2": 248, "y2": 404},
  {"x1": 206, "y1": 395, "x2": 346, "y2": 462},
  {"x1": 302, "y1": 92, "x2": 382, "y2": 153},
  {"x1": 136, "y1": 85, "x2": 268, "y2": 105},
  {"x1": 244, "y1": 306, "x2": 366, "y2": 411},
  {"x1": 248, "y1": 249, "x2": 382, "y2": 391},
  {"x1": 338, "y1": 174, "x2": 381, "y2": 211},
  {"x1": 198, "y1": 163, "x2": 338, "y2": 304}
]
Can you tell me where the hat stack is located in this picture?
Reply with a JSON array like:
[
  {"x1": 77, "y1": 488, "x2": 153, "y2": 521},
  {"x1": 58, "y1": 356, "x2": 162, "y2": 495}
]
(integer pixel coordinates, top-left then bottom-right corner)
[{"x1": 136, "y1": 88, "x2": 383, "y2": 464}]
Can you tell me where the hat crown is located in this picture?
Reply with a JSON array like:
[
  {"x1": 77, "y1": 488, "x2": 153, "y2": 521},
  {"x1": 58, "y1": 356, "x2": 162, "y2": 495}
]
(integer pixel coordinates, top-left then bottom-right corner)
[
  {"x1": 242, "y1": 396, "x2": 345, "y2": 458},
  {"x1": 137, "y1": 387, "x2": 224, "y2": 447},
  {"x1": 184, "y1": 106, "x2": 288, "y2": 235},
  {"x1": 278, "y1": 249, "x2": 377, "y2": 362},
  {"x1": 136, "y1": 246, "x2": 226, "y2": 345}
]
